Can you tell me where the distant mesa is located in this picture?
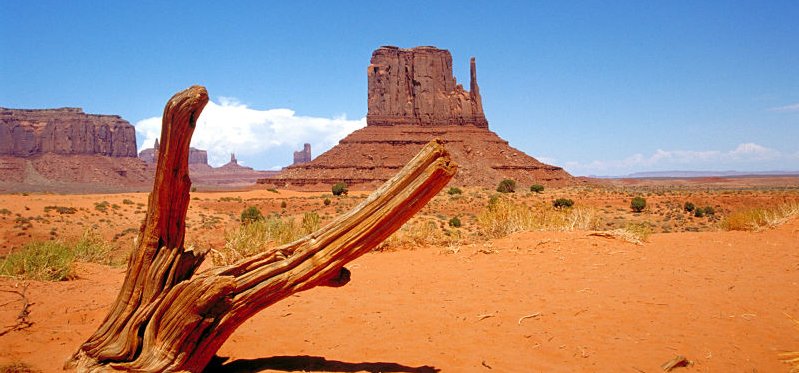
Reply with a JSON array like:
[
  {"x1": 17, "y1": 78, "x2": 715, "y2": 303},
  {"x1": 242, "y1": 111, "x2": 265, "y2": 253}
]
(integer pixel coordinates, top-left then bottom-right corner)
[
  {"x1": 138, "y1": 138, "x2": 209, "y2": 166},
  {"x1": 1, "y1": 107, "x2": 137, "y2": 158},
  {"x1": 293, "y1": 143, "x2": 312, "y2": 165},
  {"x1": 262, "y1": 46, "x2": 578, "y2": 189}
]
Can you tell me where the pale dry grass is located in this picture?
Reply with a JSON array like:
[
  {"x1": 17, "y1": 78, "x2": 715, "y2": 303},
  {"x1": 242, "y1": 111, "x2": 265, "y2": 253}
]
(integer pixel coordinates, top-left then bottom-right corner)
[
  {"x1": 0, "y1": 230, "x2": 114, "y2": 281},
  {"x1": 378, "y1": 218, "x2": 462, "y2": 251},
  {"x1": 476, "y1": 196, "x2": 597, "y2": 239},
  {"x1": 213, "y1": 212, "x2": 321, "y2": 265},
  {"x1": 721, "y1": 201, "x2": 799, "y2": 231},
  {"x1": 589, "y1": 223, "x2": 653, "y2": 245}
]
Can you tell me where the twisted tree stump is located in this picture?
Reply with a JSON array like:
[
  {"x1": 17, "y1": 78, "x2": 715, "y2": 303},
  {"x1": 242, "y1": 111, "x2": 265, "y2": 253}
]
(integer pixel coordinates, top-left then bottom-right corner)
[{"x1": 67, "y1": 85, "x2": 457, "y2": 372}]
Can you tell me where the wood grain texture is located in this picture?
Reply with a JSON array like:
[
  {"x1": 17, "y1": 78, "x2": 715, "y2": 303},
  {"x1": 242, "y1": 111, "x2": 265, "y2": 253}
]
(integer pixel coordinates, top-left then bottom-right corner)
[{"x1": 68, "y1": 85, "x2": 456, "y2": 372}]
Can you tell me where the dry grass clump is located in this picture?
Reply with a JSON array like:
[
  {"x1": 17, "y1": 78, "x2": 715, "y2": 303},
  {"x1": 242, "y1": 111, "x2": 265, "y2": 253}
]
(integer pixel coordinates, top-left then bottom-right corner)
[
  {"x1": 721, "y1": 201, "x2": 799, "y2": 231},
  {"x1": 213, "y1": 212, "x2": 321, "y2": 265},
  {"x1": 589, "y1": 222, "x2": 653, "y2": 245},
  {"x1": 476, "y1": 195, "x2": 596, "y2": 238},
  {"x1": 0, "y1": 231, "x2": 114, "y2": 281},
  {"x1": 378, "y1": 218, "x2": 458, "y2": 251}
]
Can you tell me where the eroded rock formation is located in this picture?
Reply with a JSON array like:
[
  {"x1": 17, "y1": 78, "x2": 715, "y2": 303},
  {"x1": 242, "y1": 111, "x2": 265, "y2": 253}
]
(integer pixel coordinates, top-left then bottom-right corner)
[
  {"x1": 293, "y1": 143, "x2": 312, "y2": 165},
  {"x1": 0, "y1": 107, "x2": 138, "y2": 157},
  {"x1": 367, "y1": 46, "x2": 488, "y2": 128},
  {"x1": 261, "y1": 46, "x2": 579, "y2": 190},
  {"x1": 138, "y1": 138, "x2": 208, "y2": 165}
]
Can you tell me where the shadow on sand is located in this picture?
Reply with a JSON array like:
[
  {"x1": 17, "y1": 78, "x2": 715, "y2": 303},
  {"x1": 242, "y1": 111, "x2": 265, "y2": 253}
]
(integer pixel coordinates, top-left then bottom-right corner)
[{"x1": 207, "y1": 355, "x2": 439, "y2": 373}]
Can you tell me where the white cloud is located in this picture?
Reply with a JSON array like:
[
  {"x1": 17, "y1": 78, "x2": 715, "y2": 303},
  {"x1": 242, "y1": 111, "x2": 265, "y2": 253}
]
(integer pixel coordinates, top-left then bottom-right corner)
[
  {"x1": 135, "y1": 98, "x2": 365, "y2": 167},
  {"x1": 769, "y1": 102, "x2": 799, "y2": 112},
  {"x1": 564, "y1": 143, "x2": 789, "y2": 176}
]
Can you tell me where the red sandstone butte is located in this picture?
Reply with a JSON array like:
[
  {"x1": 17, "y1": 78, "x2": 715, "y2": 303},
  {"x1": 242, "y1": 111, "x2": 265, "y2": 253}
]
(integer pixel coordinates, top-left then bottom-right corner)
[{"x1": 262, "y1": 46, "x2": 579, "y2": 190}]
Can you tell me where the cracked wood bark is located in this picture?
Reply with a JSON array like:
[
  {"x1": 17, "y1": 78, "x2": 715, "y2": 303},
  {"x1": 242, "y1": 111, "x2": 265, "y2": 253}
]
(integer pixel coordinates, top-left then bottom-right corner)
[{"x1": 67, "y1": 85, "x2": 457, "y2": 372}]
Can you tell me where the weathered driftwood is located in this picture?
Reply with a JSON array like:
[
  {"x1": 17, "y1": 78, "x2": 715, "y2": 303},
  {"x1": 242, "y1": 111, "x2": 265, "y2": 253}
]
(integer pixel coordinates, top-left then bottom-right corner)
[{"x1": 67, "y1": 85, "x2": 457, "y2": 372}]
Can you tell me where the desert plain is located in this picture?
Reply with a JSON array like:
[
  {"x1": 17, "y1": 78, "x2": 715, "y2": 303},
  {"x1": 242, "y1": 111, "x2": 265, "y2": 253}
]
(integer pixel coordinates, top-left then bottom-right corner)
[{"x1": 0, "y1": 176, "x2": 798, "y2": 372}]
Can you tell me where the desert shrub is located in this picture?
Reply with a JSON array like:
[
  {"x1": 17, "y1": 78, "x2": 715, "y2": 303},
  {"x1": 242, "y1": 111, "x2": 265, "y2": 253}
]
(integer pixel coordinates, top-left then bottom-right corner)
[
  {"x1": 0, "y1": 208, "x2": 11, "y2": 215},
  {"x1": 0, "y1": 241, "x2": 74, "y2": 281},
  {"x1": 552, "y1": 198, "x2": 574, "y2": 209},
  {"x1": 301, "y1": 212, "x2": 321, "y2": 234},
  {"x1": 448, "y1": 216, "x2": 462, "y2": 228},
  {"x1": 530, "y1": 184, "x2": 544, "y2": 193},
  {"x1": 190, "y1": 187, "x2": 197, "y2": 193},
  {"x1": 630, "y1": 196, "x2": 646, "y2": 213},
  {"x1": 721, "y1": 201, "x2": 799, "y2": 231},
  {"x1": 44, "y1": 205, "x2": 77, "y2": 214},
  {"x1": 94, "y1": 201, "x2": 110, "y2": 212},
  {"x1": 0, "y1": 231, "x2": 112, "y2": 281},
  {"x1": 703, "y1": 206, "x2": 715, "y2": 215},
  {"x1": 447, "y1": 187, "x2": 463, "y2": 195},
  {"x1": 240, "y1": 206, "x2": 263, "y2": 224},
  {"x1": 683, "y1": 201, "x2": 695, "y2": 212},
  {"x1": 693, "y1": 207, "x2": 705, "y2": 218},
  {"x1": 219, "y1": 196, "x2": 243, "y2": 202},
  {"x1": 280, "y1": 201, "x2": 287, "y2": 209},
  {"x1": 122, "y1": 199, "x2": 134, "y2": 205},
  {"x1": 332, "y1": 182, "x2": 348, "y2": 196},
  {"x1": 266, "y1": 188, "x2": 279, "y2": 193},
  {"x1": 496, "y1": 179, "x2": 516, "y2": 193},
  {"x1": 323, "y1": 198, "x2": 331, "y2": 206}
]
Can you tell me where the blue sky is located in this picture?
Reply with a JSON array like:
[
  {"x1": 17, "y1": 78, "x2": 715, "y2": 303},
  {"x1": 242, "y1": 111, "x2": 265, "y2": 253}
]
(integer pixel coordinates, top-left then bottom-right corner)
[{"x1": 2, "y1": 1, "x2": 797, "y2": 175}]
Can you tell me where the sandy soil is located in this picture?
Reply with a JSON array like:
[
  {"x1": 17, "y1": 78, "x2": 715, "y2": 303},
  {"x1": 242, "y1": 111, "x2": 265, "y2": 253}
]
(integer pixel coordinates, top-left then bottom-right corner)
[{"x1": 1, "y1": 217, "x2": 797, "y2": 372}]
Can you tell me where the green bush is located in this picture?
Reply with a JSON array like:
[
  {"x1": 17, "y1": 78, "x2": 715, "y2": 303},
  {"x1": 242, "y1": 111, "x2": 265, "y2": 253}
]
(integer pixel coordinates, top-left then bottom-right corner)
[
  {"x1": 552, "y1": 198, "x2": 574, "y2": 209},
  {"x1": 703, "y1": 206, "x2": 715, "y2": 215},
  {"x1": 496, "y1": 179, "x2": 516, "y2": 193},
  {"x1": 332, "y1": 182, "x2": 348, "y2": 196},
  {"x1": 630, "y1": 196, "x2": 647, "y2": 213},
  {"x1": 280, "y1": 201, "x2": 287, "y2": 209},
  {"x1": 447, "y1": 187, "x2": 463, "y2": 195},
  {"x1": 323, "y1": 198, "x2": 331, "y2": 206},
  {"x1": 684, "y1": 201, "x2": 695, "y2": 212},
  {"x1": 448, "y1": 216, "x2": 462, "y2": 228},
  {"x1": 240, "y1": 206, "x2": 263, "y2": 224},
  {"x1": 694, "y1": 207, "x2": 705, "y2": 218},
  {"x1": 530, "y1": 184, "x2": 544, "y2": 193}
]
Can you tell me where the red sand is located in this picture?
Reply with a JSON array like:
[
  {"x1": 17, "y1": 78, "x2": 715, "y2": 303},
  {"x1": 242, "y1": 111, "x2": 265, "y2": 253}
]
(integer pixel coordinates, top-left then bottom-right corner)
[{"x1": 2, "y1": 218, "x2": 798, "y2": 372}]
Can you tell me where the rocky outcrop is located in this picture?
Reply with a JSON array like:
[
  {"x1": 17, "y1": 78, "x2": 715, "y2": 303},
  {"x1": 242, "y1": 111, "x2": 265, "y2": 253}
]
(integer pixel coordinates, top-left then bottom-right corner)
[
  {"x1": 293, "y1": 143, "x2": 312, "y2": 165},
  {"x1": 366, "y1": 46, "x2": 488, "y2": 128},
  {"x1": 261, "y1": 46, "x2": 579, "y2": 190},
  {"x1": 0, "y1": 107, "x2": 137, "y2": 157}
]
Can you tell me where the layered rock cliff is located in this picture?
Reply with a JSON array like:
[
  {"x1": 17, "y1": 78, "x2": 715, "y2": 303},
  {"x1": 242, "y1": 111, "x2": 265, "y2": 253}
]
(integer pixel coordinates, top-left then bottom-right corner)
[
  {"x1": 367, "y1": 46, "x2": 488, "y2": 128},
  {"x1": 0, "y1": 107, "x2": 137, "y2": 157}
]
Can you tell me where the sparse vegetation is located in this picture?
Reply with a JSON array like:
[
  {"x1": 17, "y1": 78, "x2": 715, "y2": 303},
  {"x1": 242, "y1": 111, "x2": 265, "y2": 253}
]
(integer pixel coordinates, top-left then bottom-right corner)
[
  {"x1": 323, "y1": 198, "x2": 331, "y2": 206},
  {"x1": 630, "y1": 196, "x2": 646, "y2": 213},
  {"x1": 552, "y1": 198, "x2": 574, "y2": 209},
  {"x1": 332, "y1": 182, "x2": 349, "y2": 196},
  {"x1": 94, "y1": 201, "x2": 110, "y2": 212},
  {"x1": 448, "y1": 216, "x2": 462, "y2": 228},
  {"x1": 496, "y1": 179, "x2": 516, "y2": 193},
  {"x1": 215, "y1": 215, "x2": 307, "y2": 265},
  {"x1": 721, "y1": 201, "x2": 799, "y2": 231},
  {"x1": 301, "y1": 211, "x2": 321, "y2": 234},
  {"x1": 530, "y1": 184, "x2": 544, "y2": 193},
  {"x1": 478, "y1": 195, "x2": 594, "y2": 238},
  {"x1": 447, "y1": 187, "x2": 463, "y2": 195},
  {"x1": 0, "y1": 362, "x2": 40, "y2": 373},
  {"x1": 0, "y1": 231, "x2": 113, "y2": 281},
  {"x1": 683, "y1": 201, "x2": 695, "y2": 212},
  {"x1": 44, "y1": 206, "x2": 77, "y2": 215},
  {"x1": 122, "y1": 199, "x2": 135, "y2": 205},
  {"x1": 240, "y1": 206, "x2": 263, "y2": 224}
]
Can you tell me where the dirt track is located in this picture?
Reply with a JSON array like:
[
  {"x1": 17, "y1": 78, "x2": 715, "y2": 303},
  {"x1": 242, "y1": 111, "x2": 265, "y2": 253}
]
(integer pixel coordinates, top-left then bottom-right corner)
[{"x1": 2, "y1": 218, "x2": 797, "y2": 372}]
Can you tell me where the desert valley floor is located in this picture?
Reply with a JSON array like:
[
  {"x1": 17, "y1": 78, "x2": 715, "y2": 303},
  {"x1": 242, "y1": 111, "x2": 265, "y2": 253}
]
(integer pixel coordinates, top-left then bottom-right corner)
[{"x1": 1, "y1": 179, "x2": 798, "y2": 372}]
